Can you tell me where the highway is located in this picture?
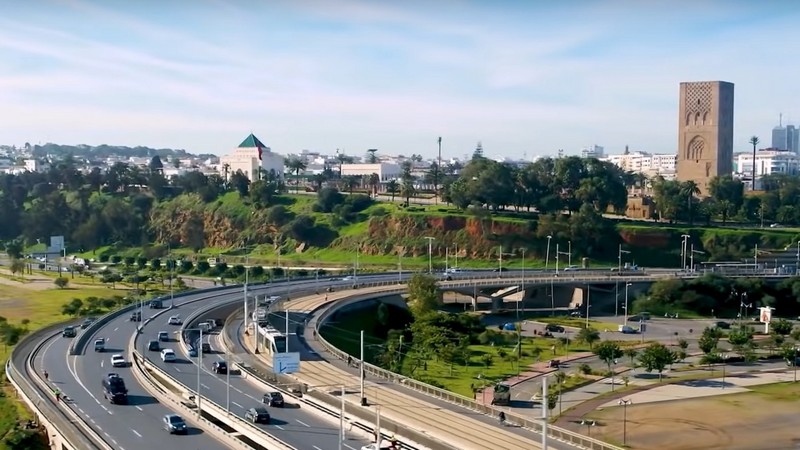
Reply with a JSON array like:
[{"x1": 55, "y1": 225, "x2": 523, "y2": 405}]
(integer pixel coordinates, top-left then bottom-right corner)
[
  {"x1": 139, "y1": 289, "x2": 372, "y2": 450},
  {"x1": 28, "y1": 269, "x2": 731, "y2": 450}
]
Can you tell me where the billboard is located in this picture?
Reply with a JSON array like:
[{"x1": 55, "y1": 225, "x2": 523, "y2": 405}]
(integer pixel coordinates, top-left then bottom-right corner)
[
  {"x1": 49, "y1": 236, "x2": 64, "y2": 253},
  {"x1": 759, "y1": 307, "x2": 773, "y2": 324}
]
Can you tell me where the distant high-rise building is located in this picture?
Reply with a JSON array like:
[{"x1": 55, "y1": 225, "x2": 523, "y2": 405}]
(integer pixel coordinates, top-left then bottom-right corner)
[
  {"x1": 771, "y1": 115, "x2": 799, "y2": 153},
  {"x1": 581, "y1": 145, "x2": 604, "y2": 159},
  {"x1": 676, "y1": 81, "x2": 734, "y2": 196}
]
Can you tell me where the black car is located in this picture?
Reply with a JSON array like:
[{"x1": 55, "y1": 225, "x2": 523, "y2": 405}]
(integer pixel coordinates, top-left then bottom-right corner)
[
  {"x1": 163, "y1": 414, "x2": 188, "y2": 434},
  {"x1": 102, "y1": 373, "x2": 128, "y2": 404},
  {"x1": 493, "y1": 267, "x2": 509, "y2": 272},
  {"x1": 80, "y1": 317, "x2": 96, "y2": 329},
  {"x1": 545, "y1": 324, "x2": 565, "y2": 333},
  {"x1": 148, "y1": 340, "x2": 160, "y2": 351},
  {"x1": 212, "y1": 361, "x2": 227, "y2": 374},
  {"x1": 149, "y1": 299, "x2": 163, "y2": 309},
  {"x1": 714, "y1": 321, "x2": 731, "y2": 329},
  {"x1": 130, "y1": 311, "x2": 141, "y2": 322},
  {"x1": 262, "y1": 392, "x2": 284, "y2": 407},
  {"x1": 244, "y1": 407, "x2": 270, "y2": 424},
  {"x1": 201, "y1": 342, "x2": 211, "y2": 353},
  {"x1": 62, "y1": 326, "x2": 77, "y2": 338}
]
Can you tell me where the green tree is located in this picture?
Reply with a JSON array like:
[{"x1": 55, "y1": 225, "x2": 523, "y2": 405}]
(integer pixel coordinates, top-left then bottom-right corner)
[
  {"x1": 406, "y1": 274, "x2": 440, "y2": 319},
  {"x1": 386, "y1": 179, "x2": 398, "y2": 202},
  {"x1": 576, "y1": 326, "x2": 600, "y2": 349},
  {"x1": 728, "y1": 325, "x2": 754, "y2": 358},
  {"x1": 9, "y1": 258, "x2": 25, "y2": 277},
  {"x1": 54, "y1": 277, "x2": 69, "y2": 289},
  {"x1": 772, "y1": 319, "x2": 794, "y2": 336},
  {"x1": 593, "y1": 341, "x2": 623, "y2": 390},
  {"x1": 638, "y1": 342, "x2": 677, "y2": 381},
  {"x1": 698, "y1": 327, "x2": 722, "y2": 355},
  {"x1": 623, "y1": 347, "x2": 638, "y2": 366}
]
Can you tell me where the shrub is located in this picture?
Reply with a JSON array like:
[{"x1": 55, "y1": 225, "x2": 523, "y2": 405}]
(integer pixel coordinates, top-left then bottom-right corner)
[{"x1": 110, "y1": 255, "x2": 122, "y2": 264}]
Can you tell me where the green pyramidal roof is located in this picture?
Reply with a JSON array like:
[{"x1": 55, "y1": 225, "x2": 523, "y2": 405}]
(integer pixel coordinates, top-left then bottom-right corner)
[{"x1": 238, "y1": 133, "x2": 266, "y2": 148}]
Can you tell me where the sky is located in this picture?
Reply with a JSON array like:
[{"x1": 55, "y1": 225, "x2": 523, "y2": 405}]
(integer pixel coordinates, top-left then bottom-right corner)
[{"x1": 2, "y1": 0, "x2": 800, "y2": 160}]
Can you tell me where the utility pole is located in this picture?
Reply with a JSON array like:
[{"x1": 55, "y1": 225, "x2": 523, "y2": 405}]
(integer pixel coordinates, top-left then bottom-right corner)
[
  {"x1": 436, "y1": 136, "x2": 442, "y2": 205},
  {"x1": 360, "y1": 330, "x2": 367, "y2": 406},
  {"x1": 541, "y1": 376, "x2": 549, "y2": 450},
  {"x1": 424, "y1": 237, "x2": 435, "y2": 274}
]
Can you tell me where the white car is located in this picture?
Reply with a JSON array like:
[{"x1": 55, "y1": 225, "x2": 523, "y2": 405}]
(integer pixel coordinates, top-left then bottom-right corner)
[
  {"x1": 167, "y1": 315, "x2": 182, "y2": 325},
  {"x1": 110, "y1": 354, "x2": 127, "y2": 367},
  {"x1": 341, "y1": 276, "x2": 353, "y2": 281},
  {"x1": 160, "y1": 349, "x2": 176, "y2": 362}
]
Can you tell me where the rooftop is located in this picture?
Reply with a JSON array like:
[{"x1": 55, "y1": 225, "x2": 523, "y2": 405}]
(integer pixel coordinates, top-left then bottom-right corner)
[{"x1": 238, "y1": 133, "x2": 266, "y2": 149}]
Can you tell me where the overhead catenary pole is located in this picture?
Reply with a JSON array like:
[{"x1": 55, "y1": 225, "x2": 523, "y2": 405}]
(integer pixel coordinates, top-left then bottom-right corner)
[
  {"x1": 197, "y1": 328, "x2": 203, "y2": 416},
  {"x1": 436, "y1": 136, "x2": 442, "y2": 205},
  {"x1": 624, "y1": 282, "x2": 632, "y2": 326},
  {"x1": 360, "y1": 330, "x2": 367, "y2": 406},
  {"x1": 545, "y1": 235, "x2": 552, "y2": 270},
  {"x1": 285, "y1": 308, "x2": 290, "y2": 353},
  {"x1": 542, "y1": 376, "x2": 549, "y2": 450}
]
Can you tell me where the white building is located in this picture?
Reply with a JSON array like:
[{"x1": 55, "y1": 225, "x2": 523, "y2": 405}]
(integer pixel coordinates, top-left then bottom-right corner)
[
  {"x1": 602, "y1": 151, "x2": 677, "y2": 179},
  {"x1": 340, "y1": 163, "x2": 401, "y2": 181},
  {"x1": 24, "y1": 159, "x2": 47, "y2": 172},
  {"x1": 734, "y1": 150, "x2": 800, "y2": 178},
  {"x1": 220, "y1": 134, "x2": 284, "y2": 181}
]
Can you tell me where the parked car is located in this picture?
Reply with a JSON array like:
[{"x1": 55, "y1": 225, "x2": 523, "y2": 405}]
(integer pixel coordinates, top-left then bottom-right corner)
[
  {"x1": 158, "y1": 331, "x2": 170, "y2": 342},
  {"x1": 62, "y1": 326, "x2": 77, "y2": 338},
  {"x1": 244, "y1": 407, "x2": 270, "y2": 424},
  {"x1": 110, "y1": 354, "x2": 127, "y2": 367},
  {"x1": 262, "y1": 392, "x2": 284, "y2": 407},
  {"x1": 163, "y1": 414, "x2": 187, "y2": 434},
  {"x1": 212, "y1": 360, "x2": 227, "y2": 374},
  {"x1": 161, "y1": 349, "x2": 176, "y2": 362}
]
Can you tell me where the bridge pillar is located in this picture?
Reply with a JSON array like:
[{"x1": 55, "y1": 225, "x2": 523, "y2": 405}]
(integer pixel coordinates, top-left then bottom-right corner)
[{"x1": 490, "y1": 296, "x2": 504, "y2": 312}]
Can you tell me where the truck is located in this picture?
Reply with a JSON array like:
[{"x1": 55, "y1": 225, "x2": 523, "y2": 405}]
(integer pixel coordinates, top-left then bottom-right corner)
[{"x1": 491, "y1": 383, "x2": 511, "y2": 406}]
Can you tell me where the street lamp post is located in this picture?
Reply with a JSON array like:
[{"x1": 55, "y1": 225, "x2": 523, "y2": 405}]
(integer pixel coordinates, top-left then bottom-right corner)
[
  {"x1": 360, "y1": 330, "x2": 368, "y2": 406},
  {"x1": 545, "y1": 235, "x2": 552, "y2": 271},
  {"x1": 424, "y1": 237, "x2": 435, "y2": 274},
  {"x1": 618, "y1": 399, "x2": 631, "y2": 446},
  {"x1": 519, "y1": 248, "x2": 526, "y2": 321},
  {"x1": 556, "y1": 245, "x2": 570, "y2": 273},
  {"x1": 567, "y1": 240, "x2": 572, "y2": 267},
  {"x1": 796, "y1": 240, "x2": 800, "y2": 274},
  {"x1": 680, "y1": 234, "x2": 690, "y2": 270},
  {"x1": 585, "y1": 284, "x2": 591, "y2": 328},
  {"x1": 721, "y1": 353, "x2": 728, "y2": 389},
  {"x1": 618, "y1": 244, "x2": 631, "y2": 272},
  {"x1": 690, "y1": 244, "x2": 705, "y2": 273},
  {"x1": 580, "y1": 420, "x2": 596, "y2": 437},
  {"x1": 624, "y1": 282, "x2": 632, "y2": 326},
  {"x1": 184, "y1": 327, "x2": 205, "y2": 416}
]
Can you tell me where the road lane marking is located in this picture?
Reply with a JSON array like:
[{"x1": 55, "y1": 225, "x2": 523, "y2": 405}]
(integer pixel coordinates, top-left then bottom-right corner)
[
  {"x1": 232, "y1": 401, "x2": 243, "y2": 408},
  {"x1": 174, "y1": 367, "x2": 181, "y2": 372},
  {"x1": 313, "y1": 446, "x2": 323, "y2": 450},
  {"x1": 101, "y1": 405, "x2": 108, "y2": 412},
  {"x1": 344, "y1": 444, "x2": 356, "y2": 450},
  {"x1": 100, "y1": 360, "x2": 104, "y2": 368},
  {"x1": 201, "y1": 383, "x2": 210, "y2": 390},
  {"x1": 113, "y1": 327, "x2": 118, "y2": 332},
  {"x1": 132, "y1": 429, "x2": 142, "y2": 438},
  {"x1": 135, "y1": 406, "x2": 143, "y2": 411},
  {"x1": 89, "y1": 419, "x2": 95, "y2": 424},
  {"x1": 296, "y1": 419, "x2": 310, "y2": 427},
  {"x1": 275, "y1": 425, "x2": 284, "y2": 430}
]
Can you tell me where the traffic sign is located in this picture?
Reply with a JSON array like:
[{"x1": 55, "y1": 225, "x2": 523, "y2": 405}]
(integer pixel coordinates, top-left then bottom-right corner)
[{"x1": 273, "y1": 352, "x2": 301, "y2": 374}]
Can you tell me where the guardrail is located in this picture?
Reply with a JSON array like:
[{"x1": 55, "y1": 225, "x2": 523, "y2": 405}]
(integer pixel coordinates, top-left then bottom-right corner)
[
  {"x1": 312, "y1": 285, "x2": 626, "y2": 450},
  {"x1": 9, "y1": 322, "x2": 115, "y2": 450}
]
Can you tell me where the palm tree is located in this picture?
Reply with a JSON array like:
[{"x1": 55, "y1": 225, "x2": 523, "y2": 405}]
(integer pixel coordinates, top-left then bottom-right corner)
[
  {"x1": 386, "y1": 179, "x2": 399, "y2": 202},
  {"x1": 681, "y1": 180, "x2": 701, "y2": 225},
  {"x1": 336, "y1": 152, "x2": 352, "y2": 178},
  {"x1": 401, "y1": 177, "x2": 415, "y2": 206},
  {"x1": 344, "y1": 175, "x2": 360, "y2": 195},
  {"x1": 367, "y1": 173, "x2": 380, "y2": 197},
  {"x1": 749, "y1": 136, "x2": 760, "y2": 191},
  {"x1": 222, "y1": 163, "x2": 230, "y2": 182},
  {"x1": 366, "y1": 149, "x2": 378, "y2": 164},
  {"x1": 285, "y1": 157, "x2": 307, "y2": 192}
]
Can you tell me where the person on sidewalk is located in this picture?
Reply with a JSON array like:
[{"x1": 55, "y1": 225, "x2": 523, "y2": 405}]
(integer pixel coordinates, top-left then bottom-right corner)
[{"x1": 498, "y1": 411, "x2": 506, "y2": 425}]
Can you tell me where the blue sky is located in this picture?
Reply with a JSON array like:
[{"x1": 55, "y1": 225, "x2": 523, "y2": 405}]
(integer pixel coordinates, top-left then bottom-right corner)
[{"x1": 1, "y1": 0, "x2": 800, "y2": 159}]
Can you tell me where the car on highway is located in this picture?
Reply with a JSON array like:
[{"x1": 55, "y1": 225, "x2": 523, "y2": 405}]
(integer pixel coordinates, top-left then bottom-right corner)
[
  {"x1": 80, "y1": 317, "x2": 96, "y2": 329},
  {"x1": 262, "y1": 392, "x2": 284, "y2": 407},
  {"x1": 101, "y1": 373, "x2": 128, "y2": 404},
  {"x1": 167, "y1": 315, "x2": 182, "y2": 325},
  {"x1": 244, "y1": 406, "x2": 270, "y2": 424},
  {"x1": 130, "y1": 311, "x2": 141, "y2": 322},
  {"x1": 162, "y1": 414, "x2": 188, "y2": 434},
  {"x1": 212, "y1": 360, "x2": 227, "y2": 374},
  {"x1": 161, "y1": 349, "x2": 176, "y2": 362},
  {"x1": 110, "y1": 354, "x2": 127, "y2": 367},
  {"x1": 158, "y1": 331, "x2": 170, "y2": 342},
  {"x1": 714, "y1": 321, "x2": 731, "y2": 329},
  {"x1": 149, "y1": 299, "x2": 163, "y2": 309},
  {"x1": 62, "y1": 326, "x2": 77, "y2": 338},
  {"x1": 618, "y1": 325, "x2": 637, "y2": 334},
  {"x1": 201, "y1": 342, "x2": 211, "y2": 353},
  {"x1": 148, "y1": 340, "x2": 160, "y2": 351},
  {"x1": 94, "y1": 338, "x2": 106, "y2": 352},
  {"x1": 187, "y1": 346, "x2": 198, "y2": 357},
  {"x1": 545, "y1": 324, "x2": 565, "y2": 333},
  {"x1": 341, "y1": 275, "x2": 353, "y2": 281}
]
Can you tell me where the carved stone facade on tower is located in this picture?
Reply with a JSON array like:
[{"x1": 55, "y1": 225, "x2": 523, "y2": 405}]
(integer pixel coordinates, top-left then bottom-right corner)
[{"x1": 676, "y1": 81, "x2": 734, "y2": 196}]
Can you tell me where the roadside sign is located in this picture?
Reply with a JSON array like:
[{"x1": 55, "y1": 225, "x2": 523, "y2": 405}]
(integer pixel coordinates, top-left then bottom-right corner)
[{"x1": 273, "y1": 352, "x2": 301, "y2": 374}]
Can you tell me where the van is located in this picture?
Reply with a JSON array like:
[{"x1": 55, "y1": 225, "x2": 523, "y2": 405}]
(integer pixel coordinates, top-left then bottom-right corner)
[{"x1": 149, "y1": 299, "x2": 163, "y2": 309}]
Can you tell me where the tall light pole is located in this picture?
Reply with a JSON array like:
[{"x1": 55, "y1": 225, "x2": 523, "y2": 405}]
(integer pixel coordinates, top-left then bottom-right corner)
[
  {"x1": 545, "y1": 235, "x2": 553, "y2": 271},
  {"x1": 519, "y1": 248, "x2": 526, "y2": 320},
  {"x1": 690, "y1": 245, "x2": 705, "y2": 273},
  {"x1": 360, "y1": 330, "x2": 367, "y2": 406},
  {"x1": 680, "y1": 234, "x2": 690, "y2": 270},
  {"x1": 618, "y1": 244, "x2": 630, "y2": 272},
  {"x1": 618, "y1": 399, "x2": 631, "y2": 446},
  {"x1": 424, "y1": 237, "x2": 435, "y2": 274},
  {"x1": 567, "y1": 240, "x2": 572, "y2": 267},
  {"x1": 339, "y1": 385, "x2": 345, "y2": 450},
  {"x1": 796, "y1": 241, "x2": 799, "y2": 274},
  {"x1": 585, "y1": 284, "x2": 591, "y2": 328},
  {"x1": 624, "y1": 282, "x2": 632, "y2": 326},
  {"x1": 541, "y1": 376, "x2": 549, "y2": 450},
  {"x1": 436, "y1": 136, "x2": 442, "y2": 204},
  {"x1": 556, "y1": 245, "x2": 570, "y2": 273},
  {"x1": 185, "y1": 327, "x2": 205, "y2": 416}
]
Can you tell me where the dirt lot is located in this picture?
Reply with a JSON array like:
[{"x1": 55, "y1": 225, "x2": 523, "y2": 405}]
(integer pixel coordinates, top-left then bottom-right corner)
[{"x1": 584, "y1": 383, "x2": 800, "y2": 450}]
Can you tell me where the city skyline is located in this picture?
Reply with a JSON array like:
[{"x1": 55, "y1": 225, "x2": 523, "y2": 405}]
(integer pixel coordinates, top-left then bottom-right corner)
[{"x1": 2, "y1": 1, "x2": 800, "y2": 158}]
